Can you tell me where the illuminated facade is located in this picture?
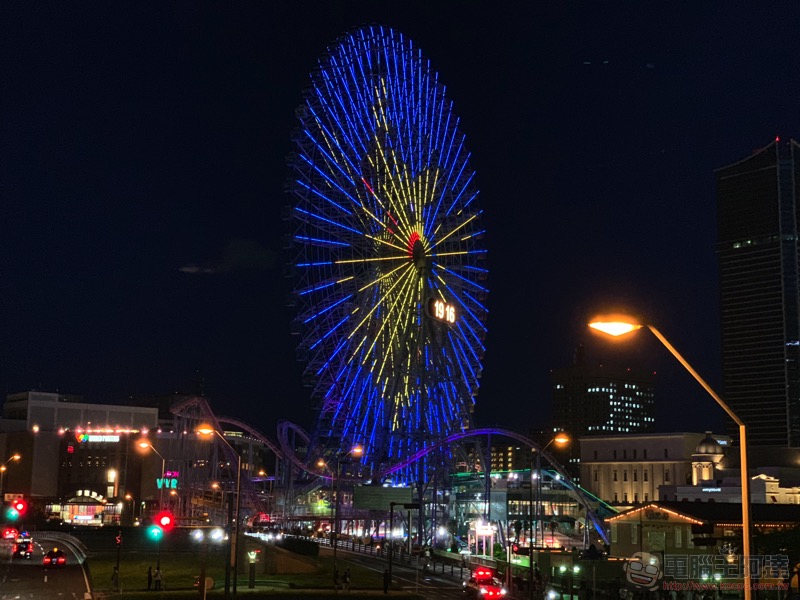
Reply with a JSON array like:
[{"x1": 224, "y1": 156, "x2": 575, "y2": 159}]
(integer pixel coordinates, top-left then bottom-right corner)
[
  {"x1": 716, "y1": 139, "x2": 800, "y2": 447},
  {"x1": 0, "y1": 391, "x2": 159, "y2": 524},
  {"x1": 579, "y1": 432, "x2": 731, "y2": 505},
  {"x1": 608, "y1": 501, "x2": 800, "y2": 560}
]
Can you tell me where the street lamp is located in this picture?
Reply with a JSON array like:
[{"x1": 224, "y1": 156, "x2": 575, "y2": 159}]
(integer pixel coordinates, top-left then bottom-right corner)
[
  {"x1": 318, "y1": 444, "x2": 363, "y2": 588},
  {"x1": 170, "y1": 489, "x2": 182, "y2": 517},
  {"x1": 192, "y1": 527, "x2": 225, "y2": 600},
  {"x1": 197, "y1": 424, "x2": 242, "y2": 600},
  {"x1": 137, "y1": 439, "x2": 166, "y2": 509},
  {"x1": 589, "y1": 314, "x2": 753, "y2": 600},
  {"x1": 0, "y1": 454, "x2": 21, "y2": 501},
  {"x1": 124, "y1": 493, "x2": 137, "y2": 524},
  {"x1": 528, "y1": 434, "x2": 569, "y2": 600}
]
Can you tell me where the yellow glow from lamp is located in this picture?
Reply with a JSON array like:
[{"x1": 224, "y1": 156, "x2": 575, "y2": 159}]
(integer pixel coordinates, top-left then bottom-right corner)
[
  {"x1": 588, "y1": 318, "x2": 643, "y2": 337},
  {"x1": 196, "y1": 424, "x2": 215, "y2": 436}
]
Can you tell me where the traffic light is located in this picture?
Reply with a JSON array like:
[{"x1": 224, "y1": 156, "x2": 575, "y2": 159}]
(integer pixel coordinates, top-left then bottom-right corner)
[
  {"x1": 12, "y1": 499, "x2": 27, "y2": 515},
  {"x1": 146, "y1": 524, "x2": 164, "y2": 541},
  {"x1": 154, "y1": 511, "x2": 175, "y2": 533},
  {"x1": 511, "y1": 543, "x2": 530, "y2": 555},
  {"x1": 4, "y1": 498, "x2": 27, "y2": 521}
]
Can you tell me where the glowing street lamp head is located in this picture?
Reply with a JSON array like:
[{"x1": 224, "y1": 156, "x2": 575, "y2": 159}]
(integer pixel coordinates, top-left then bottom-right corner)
[
  {"x1": 137, "y1": 440, "x2": 152, "y2": 450},
  {"x1": 588, "y1": 314, "x2": 643, "y2": 337},
  {"x1": 553, "y1": 433, "x2": 570, "y2": 446},
  {"x1": 11, "y1": 454, "x2": 20, "y2": 461},
  {"x1": 196, "y1": 424, "x2": 215, "y2": 437},
  {"x1": 351, "y1": 445, "x2": 363, "y2": 457}
]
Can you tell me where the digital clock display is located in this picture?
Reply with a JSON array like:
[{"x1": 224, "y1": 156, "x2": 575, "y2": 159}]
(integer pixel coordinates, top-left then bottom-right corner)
[{"x1": 427, "y1": 297, "x2": 456, "y2": 324}]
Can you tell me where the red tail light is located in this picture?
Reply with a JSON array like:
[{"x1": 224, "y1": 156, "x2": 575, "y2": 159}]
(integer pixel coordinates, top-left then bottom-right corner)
[{"x1": 57, "y1": 557, "x2": 66, "y2": 564}]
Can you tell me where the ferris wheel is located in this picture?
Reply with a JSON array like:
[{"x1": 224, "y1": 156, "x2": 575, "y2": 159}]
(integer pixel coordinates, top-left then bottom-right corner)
[{"x1": 287, "y1": 26, "x2": 488, "y2": 481}]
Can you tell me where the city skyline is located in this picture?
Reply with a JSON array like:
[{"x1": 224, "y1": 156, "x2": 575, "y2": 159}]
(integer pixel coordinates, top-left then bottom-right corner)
[{"x1": 4, "y1": 4, "x2": 800, "y2": 439}]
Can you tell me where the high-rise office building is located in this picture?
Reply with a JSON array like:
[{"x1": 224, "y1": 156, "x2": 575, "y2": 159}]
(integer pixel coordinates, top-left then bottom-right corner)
[
  {"x1": 551, "y1": 347, "x2": 656, "y2": 479},
  {"x1": 716, "y1": 138, "x2": 800, "y2": 447},
  {"x1": 551, "y1": 347, "x2": 656, "y2": 437}
]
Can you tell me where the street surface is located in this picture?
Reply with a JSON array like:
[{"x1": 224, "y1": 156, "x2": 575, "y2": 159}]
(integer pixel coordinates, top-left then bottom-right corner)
[
  {"x1": 0, "y1": 538, "x2": 89, "y2": 599},
  {"x1": 332, "y1": 546, "x2": 473, "y2": 599}
]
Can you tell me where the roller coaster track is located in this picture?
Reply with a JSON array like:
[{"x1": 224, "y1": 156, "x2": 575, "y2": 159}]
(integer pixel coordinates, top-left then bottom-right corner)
[
  {"x1": 380, "y1": 427, "x2": 610, "y2": 544},
  {"x1": 170, "y1": 398, "x2": 609, "y2": 544}
]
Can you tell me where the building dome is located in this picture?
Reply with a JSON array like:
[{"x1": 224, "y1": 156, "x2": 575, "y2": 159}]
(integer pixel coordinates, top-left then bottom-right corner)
[{"x1": 695, "y1": 431, "x2": 724, "y2": 456}]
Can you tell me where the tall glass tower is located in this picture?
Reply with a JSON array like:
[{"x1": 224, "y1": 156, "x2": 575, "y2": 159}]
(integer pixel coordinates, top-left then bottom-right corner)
[{"x1": 716, "y1": 138, "x2": 800, "y2": 447}]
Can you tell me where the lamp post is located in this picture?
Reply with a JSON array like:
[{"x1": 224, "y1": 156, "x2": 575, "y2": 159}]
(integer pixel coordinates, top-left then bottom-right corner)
[
  {"x1": 318, "y1": 444, "x2": 363, "y2": 589},
  {"x1": 529, "y1": 434, "x2": 569, "y2": 600},
  {"x1": 192, "y1": 527, "x2": 225, "y2": 600},
  {"x1": 589, "y1": 315, "x2": 753, "y2": 600},
  {"x1": 0, "y1": 454, "x2": 21, "y2": 502},
  {"x1": 125, "y1": 493, "x2": 136, "y2": 525},
  {"x1": 137, "y1": 440, "x2": 166, "y2": 509},
  {"x1": 197, "y1": 424, "x2": 242, "y2": 600},
  {"x1": 170, "y1": 489, "x2": 181, "y2": 517}
]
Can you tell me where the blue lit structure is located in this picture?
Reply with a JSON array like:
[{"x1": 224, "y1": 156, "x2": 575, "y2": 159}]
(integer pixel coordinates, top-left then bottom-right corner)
[{"x1": 288, "y1": 26, "x2": 488, "y2": 483}]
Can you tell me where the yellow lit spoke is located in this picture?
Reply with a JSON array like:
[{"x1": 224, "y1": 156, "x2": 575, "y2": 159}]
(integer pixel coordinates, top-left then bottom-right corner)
[
  {"x1": 432, "y1": 250, "x2": 471, "y2": 258},
  {"x1": 346, "y1": 263, "x2": 414, "y2": 344},
  {"x1": 369, "y1": 270, "x2": 420, "y2": 374},
  {"x1": 431, "y1": 213, "x2": 477, "y2": 249},
  {"x1": 372, "y1": 276, "x2": 418, "y2": 376},
  {"x1": 356, "y1": 261, "x2": 408, "y2": 293},
  {"x1": 335, "y1": 253, "x2": 408, "y2": 266}
]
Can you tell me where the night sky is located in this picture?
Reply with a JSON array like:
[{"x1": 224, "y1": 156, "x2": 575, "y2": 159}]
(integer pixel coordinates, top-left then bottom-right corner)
[{"x1": 3, "y1": 3, "x2": 800, "y2": 439}]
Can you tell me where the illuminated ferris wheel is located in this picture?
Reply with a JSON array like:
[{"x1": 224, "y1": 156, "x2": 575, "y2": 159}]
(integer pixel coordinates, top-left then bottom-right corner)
[{"x1": 287, "y1": 26, "x2": 488, "y2": 481}]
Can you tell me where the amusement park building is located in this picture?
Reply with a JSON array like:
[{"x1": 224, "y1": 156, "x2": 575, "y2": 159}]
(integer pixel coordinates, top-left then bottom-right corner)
[
  {"x1": 0, "y1": 391, "x2": 274, "y2": 526},
  {"x1": 0, "y1": 391, "x2": 158, "y2": 523}
]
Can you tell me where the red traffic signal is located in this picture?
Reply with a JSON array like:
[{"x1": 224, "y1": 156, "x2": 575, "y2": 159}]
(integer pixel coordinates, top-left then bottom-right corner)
[
  {"x1": 12, "y1": 499, "x2": 27, "y2": 514},
  {"x1": 154, "y1": 511, "x2": 175, "y2": 532}
]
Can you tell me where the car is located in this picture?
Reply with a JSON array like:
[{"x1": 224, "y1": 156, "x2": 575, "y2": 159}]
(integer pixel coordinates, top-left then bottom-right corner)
[
  {"x1": 43, "y1": 548, "x2": 67, "y2": 567},
  {"x1": 13, "y1": 540, "x2": 33, "y2": 559},
  {"x1": 463, "y1": 567, "x2": 507, "y2": 597}
]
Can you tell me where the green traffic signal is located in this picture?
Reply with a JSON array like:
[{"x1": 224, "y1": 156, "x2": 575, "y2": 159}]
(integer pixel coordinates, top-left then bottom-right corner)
[
  {"x1": 4, "y1": 506, "x2": 19, "y2": 521},
  {"x1": 146, "y1": 524, "x2": 164, "y2": 541}
]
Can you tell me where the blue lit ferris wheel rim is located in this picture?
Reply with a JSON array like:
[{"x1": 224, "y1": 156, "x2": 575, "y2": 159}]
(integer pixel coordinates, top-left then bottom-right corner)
[{"x1": 288, "y1": 26, "x2": 488, "y2": 471}]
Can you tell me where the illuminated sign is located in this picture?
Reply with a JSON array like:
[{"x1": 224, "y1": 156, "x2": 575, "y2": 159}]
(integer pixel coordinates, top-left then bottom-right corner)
[
  {"x1": 427, "y1": 297, "x2": 456, "y2": 324},
  {"x1": 156, "y1": 477, "x2": 178, "y2": 489},
  {"x1": 701, "y1": 487, "x2": 722, "y2": 492},
  {"x1": 157, "y1": 471, "x2": 180, "y2": 489},
  {"x1": 76, "y1": 434, "x2": 120, "y2": 443}
]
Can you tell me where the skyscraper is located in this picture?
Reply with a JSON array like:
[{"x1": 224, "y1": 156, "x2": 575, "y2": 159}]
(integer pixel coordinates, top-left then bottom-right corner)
[
  {"x1": 551, "y1": 347, "x2": 656, "y2": 437},
  {"x1": 551, "y1": 346, "x2": 656, "y2": 480},
  {"x1": 716, "y1": 138, "x2": 800, "y2": 447}
]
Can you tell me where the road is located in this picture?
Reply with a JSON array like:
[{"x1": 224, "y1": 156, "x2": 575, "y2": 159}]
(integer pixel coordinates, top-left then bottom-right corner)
[
  {"x1": 0, "y1": 538, "x2": 90, "y2": 599},
  {"x1": 333, "y1": 547, "x2": 470, "y2": 599}
]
